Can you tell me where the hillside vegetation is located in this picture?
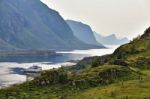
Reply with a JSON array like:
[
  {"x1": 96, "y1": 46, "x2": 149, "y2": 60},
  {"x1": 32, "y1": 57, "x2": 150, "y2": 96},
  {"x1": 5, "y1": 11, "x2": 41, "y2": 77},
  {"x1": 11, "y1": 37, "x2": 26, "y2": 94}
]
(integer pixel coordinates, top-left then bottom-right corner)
[
  {"x1": 0, "y1": 27, "x2": 149, "y2": 98},
  {"x1": 73, "y1": 27, "x2": 150, "y2": 70},
  {"x1": 113, "y1": 28, "x2": 150, "y2": 69}
]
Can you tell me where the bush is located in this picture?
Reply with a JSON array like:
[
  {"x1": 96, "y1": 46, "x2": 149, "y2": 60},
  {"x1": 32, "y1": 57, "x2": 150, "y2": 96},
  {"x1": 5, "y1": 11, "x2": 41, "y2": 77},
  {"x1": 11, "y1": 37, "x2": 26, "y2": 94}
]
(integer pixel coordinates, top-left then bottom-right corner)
[{"x1": 114, "y1": 59, "x2": 128, "y2": 66}]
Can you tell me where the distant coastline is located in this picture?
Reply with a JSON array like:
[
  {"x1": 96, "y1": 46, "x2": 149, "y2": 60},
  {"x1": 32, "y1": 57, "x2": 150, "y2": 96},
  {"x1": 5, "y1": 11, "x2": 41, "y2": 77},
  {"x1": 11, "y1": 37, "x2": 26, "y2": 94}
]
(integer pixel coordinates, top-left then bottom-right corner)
[{"x1": 0, "y1": 50, "x2": 59, "y2": 57}]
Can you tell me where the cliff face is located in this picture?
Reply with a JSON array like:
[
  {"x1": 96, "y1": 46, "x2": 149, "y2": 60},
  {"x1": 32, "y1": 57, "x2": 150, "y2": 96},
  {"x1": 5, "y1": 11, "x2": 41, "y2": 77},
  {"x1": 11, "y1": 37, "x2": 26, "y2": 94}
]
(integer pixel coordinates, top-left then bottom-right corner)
[
  {"x1": 66, "y1": 20, "x2": 104, "y2": 47},
  {"x1": 0, "y1": 0, "x2": 100, "y2": 51}
]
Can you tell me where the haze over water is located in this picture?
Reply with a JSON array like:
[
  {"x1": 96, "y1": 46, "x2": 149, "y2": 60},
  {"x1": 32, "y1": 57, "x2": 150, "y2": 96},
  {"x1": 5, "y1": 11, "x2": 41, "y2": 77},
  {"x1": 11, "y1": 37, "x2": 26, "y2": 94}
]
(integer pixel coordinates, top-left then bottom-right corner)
[{"x1": 0, "y1": 45, "x2": 118, "y2": 88}]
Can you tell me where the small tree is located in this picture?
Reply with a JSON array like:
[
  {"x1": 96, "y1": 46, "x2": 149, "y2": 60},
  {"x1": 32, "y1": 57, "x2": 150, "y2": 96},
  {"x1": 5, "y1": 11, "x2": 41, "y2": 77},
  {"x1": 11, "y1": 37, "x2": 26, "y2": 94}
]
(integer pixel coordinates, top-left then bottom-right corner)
[{"x1": 58, "y1": 67, "x2": 68, "y2": 83}]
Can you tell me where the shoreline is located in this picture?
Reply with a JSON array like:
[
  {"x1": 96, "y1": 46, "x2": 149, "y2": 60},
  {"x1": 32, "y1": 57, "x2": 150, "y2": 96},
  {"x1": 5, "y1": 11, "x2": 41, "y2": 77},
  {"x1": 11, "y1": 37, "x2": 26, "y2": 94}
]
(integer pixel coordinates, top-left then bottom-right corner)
[
  {"x1": 0, "y1": 47, "x2": 118, "y2": 89},
  {"x1": 0, "y1": 61, "x2": 77, "y2": 89},
  {"x1": 0, "y1": 50, "x2": 59, "y2": 57}
]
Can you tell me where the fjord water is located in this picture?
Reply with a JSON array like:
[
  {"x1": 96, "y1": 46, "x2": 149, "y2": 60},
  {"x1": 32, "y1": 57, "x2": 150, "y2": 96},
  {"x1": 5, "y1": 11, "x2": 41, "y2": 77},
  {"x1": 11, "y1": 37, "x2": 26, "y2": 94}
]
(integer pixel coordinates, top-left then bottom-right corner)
[{"x1": 0, "y1": 45, "x2": 118, "y2": 88}]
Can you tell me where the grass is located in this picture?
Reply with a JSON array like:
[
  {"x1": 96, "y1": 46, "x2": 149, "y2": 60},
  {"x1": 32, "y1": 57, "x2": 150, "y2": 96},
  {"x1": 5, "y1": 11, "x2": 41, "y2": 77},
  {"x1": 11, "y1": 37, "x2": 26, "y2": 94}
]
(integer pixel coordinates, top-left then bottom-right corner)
[
  {"x1": 0, "y1": 65, "x2": 140, "y2": 99},
  {"x1": 70, "y1": 77, "x2": 150, "y2": 99},
  {"x1": 142, "y1": 70, "x2": 150, "y2": 76}
]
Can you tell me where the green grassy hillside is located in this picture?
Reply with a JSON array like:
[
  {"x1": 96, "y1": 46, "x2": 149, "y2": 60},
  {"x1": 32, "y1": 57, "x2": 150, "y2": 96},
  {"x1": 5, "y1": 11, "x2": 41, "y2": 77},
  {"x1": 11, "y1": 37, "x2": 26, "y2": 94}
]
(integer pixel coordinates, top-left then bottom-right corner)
[
  {"x1": 0, "y1": 65, "x2": 141, "y2": 99},
  {"x1": 0, "y1": 27, "x2": 149, "y2": 98},
  {"x1": 70, "y1": 78, "x2": 150, "y2": 99},
  {"x1": 113, "y1": 27, "x2": 150, "y2": 69}
]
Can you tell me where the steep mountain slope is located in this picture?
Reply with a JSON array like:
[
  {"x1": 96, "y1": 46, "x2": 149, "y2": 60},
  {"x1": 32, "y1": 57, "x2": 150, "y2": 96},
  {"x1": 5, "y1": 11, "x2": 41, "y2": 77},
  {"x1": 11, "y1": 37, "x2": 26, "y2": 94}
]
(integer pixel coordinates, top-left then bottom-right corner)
[
  {"x1": 66, "y1": 20, "x2": 104, "y2": 47},
  {"x1": 94, "y1": 32, "x2": 129, "y2": 45},
  {"x1": 0, "y1": 0, "x2": 99, "y2": 51},
  {"x1": 0, "y1": 39, "x2": 17, "y2": 50}
]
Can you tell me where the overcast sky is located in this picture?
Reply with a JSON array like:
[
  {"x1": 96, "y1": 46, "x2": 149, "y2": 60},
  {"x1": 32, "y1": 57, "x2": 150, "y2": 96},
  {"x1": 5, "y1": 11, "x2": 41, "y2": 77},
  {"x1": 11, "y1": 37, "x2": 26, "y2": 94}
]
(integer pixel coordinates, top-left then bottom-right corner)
[{"x1": 41, "y1": 0, "x2": 150, "y2": 39}]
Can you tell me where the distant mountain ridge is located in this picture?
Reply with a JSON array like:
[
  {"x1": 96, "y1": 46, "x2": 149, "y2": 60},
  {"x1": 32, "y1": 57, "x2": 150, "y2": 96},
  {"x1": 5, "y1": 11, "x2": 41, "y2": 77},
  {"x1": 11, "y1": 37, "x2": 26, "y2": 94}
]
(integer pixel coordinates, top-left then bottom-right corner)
[
  {"x1": 66, "y1": 20, "x2": 128, "y2": 46},
  {"x1": 0, "y1": 0, "x2": 101, "y2": 51},
  {"x1": 94, "y1": 32, "x2": 129, "y2": 45},
  {"x1": 66, "y1": 20, "x2": 104, "y2": 47}
]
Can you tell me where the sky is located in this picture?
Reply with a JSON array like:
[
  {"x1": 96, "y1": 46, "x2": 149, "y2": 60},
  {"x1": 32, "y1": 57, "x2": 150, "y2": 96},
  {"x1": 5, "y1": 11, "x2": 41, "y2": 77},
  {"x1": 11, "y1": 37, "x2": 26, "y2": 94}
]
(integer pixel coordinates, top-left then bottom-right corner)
[{"x1": 41, "y1": 0, "x2": 150, "y2": 39}]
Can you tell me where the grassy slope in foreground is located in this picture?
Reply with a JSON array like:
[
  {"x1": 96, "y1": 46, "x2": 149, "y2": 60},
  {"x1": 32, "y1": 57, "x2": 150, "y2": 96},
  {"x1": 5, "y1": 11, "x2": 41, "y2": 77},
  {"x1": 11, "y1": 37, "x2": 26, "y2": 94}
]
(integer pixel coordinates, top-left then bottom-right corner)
[
  {"x1": 0, "y1": 65, "x2": 140, "y2": 99},
  {"x1": 70, "y1": 77, "x2": 150, "y2": 99},
  {"x1": 70, "y1": 70, "x2": 150, "y2": 99}
]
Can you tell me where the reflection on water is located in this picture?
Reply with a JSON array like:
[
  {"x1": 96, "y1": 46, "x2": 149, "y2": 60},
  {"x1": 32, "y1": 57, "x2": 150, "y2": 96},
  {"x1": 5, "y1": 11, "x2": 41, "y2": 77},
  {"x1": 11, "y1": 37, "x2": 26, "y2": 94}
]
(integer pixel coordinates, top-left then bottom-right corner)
[
  {"x1": 0, "y1": 53, "x2": 88, "y2": 63},
  {"x1": 0, "y1": 46, "x2": 119, "y2": 88}
]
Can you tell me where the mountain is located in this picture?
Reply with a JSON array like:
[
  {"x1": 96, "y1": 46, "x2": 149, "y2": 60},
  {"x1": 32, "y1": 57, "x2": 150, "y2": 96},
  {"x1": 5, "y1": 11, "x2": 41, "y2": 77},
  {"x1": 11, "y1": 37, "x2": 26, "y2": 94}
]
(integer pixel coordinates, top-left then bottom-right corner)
[
  {"x1": 0, "y1": 0, "x2": 100, "y2": 51},
  {"x1": 66, "y1": 20, "x2": 104, "y2": 47},
  {"x1": 66, "y1": 19, "x2": 128, "y2": 46},
  {"x1": 94, "y1": 32, "x2": 129, "y2": 45}
]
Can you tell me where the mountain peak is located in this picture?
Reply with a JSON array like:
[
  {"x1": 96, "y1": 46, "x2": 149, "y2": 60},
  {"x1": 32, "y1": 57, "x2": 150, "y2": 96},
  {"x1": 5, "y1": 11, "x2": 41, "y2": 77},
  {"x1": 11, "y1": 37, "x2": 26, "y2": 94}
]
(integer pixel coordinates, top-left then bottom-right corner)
[
  {"x1": 108, "y1": 34, "x2": 117, "y2": 38},
  {"x1": 94, "y1": 33, "x2": 129, "y2": 45}
]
